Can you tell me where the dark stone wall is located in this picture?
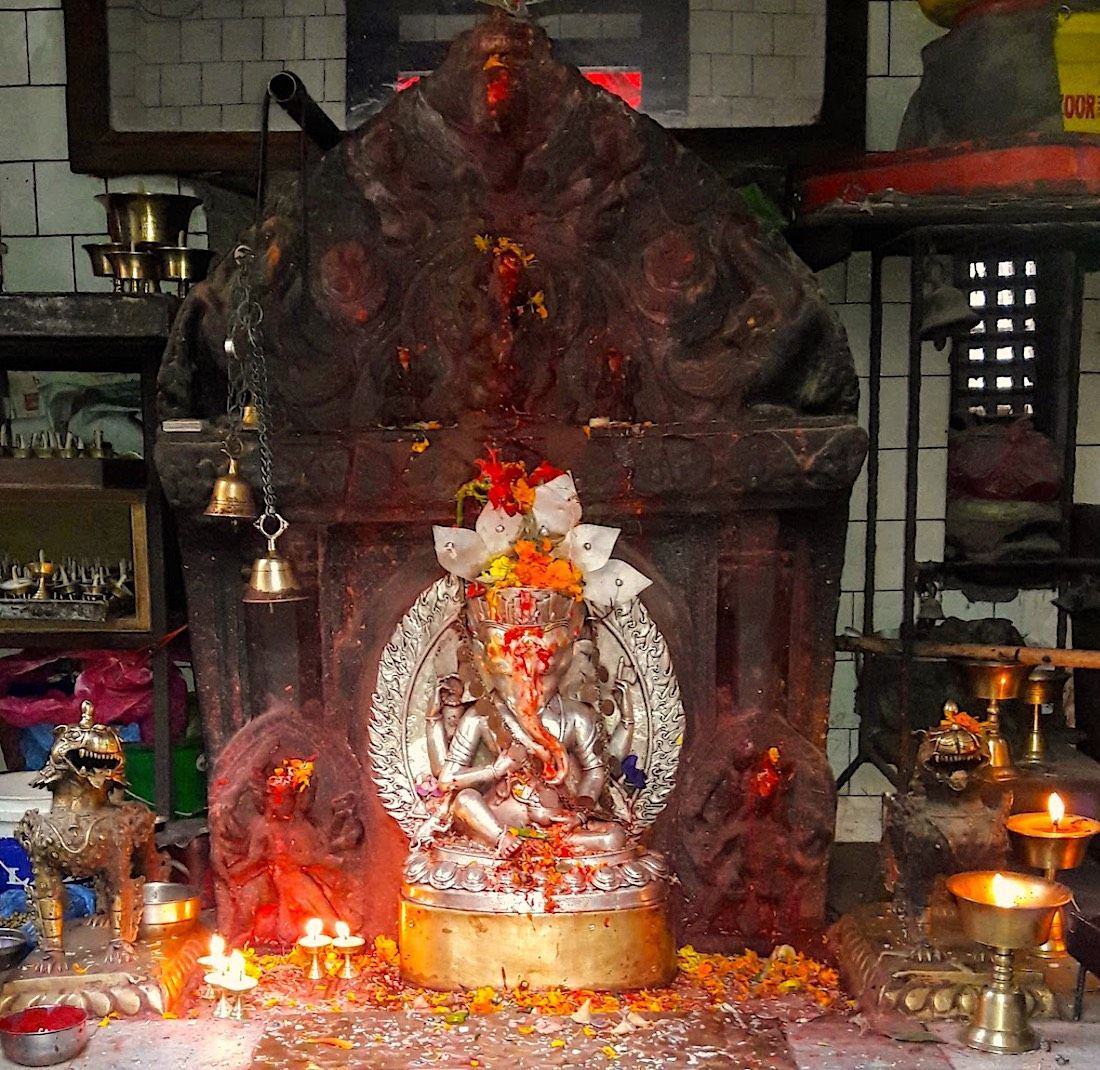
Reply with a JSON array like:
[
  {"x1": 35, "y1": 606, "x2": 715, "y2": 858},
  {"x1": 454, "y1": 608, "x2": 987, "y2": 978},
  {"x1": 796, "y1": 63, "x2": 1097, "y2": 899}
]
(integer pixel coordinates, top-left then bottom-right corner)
[{"x1": 156, "y1": 13, "x2": 865, "y2": 951}]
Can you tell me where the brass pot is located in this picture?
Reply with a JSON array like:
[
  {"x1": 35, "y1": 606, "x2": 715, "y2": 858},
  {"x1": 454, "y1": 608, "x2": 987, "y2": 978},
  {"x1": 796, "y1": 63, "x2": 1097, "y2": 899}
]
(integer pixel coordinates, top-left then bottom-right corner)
[
  {"x1": 82, "y1": 242, "x2": 126, "y2": 278},
  {"x1": 96, "y1": 193, "x2": 201, "y2": 246}
]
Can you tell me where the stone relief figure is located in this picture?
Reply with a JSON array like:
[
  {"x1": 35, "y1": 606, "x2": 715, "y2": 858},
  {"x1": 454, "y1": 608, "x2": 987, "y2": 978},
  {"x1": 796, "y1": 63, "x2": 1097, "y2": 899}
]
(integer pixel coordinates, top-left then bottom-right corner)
[{"x1": 209, "y1": 715, "x2": 368, "y2": 949}]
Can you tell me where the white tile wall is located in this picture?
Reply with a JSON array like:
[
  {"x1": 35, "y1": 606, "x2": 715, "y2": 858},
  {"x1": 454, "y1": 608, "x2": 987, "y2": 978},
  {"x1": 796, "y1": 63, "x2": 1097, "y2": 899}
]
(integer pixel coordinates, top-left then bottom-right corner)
[{"x1": 0, "y1": 2, "x2": 208, "y2": 292}]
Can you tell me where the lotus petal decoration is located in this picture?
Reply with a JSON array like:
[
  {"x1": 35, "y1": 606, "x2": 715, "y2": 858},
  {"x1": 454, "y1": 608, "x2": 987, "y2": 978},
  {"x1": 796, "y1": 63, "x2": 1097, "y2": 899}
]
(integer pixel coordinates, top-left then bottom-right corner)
[
  {"x1": 585, "y1": 559, "x2": 652, "y2": 607},
  {"x1": 533, "y1": 473, "x2": 582, "y2": 534},
  {"x1": 475, "y1": 505, "x2": 524, "y2": 556},
  {"x1": 559, "y1": 523, "x2": 620, "y2": 573},
  {"x1": 433, "y1": 526, "x2": 490, "y2": 581}
]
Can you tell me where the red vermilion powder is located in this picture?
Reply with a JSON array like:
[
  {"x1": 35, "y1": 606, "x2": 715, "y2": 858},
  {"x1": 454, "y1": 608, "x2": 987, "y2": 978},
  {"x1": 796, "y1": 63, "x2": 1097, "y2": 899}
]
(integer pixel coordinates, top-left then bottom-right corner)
[{"x1": 0, "y1": 1006, "x2": 86, "y2": 1034}]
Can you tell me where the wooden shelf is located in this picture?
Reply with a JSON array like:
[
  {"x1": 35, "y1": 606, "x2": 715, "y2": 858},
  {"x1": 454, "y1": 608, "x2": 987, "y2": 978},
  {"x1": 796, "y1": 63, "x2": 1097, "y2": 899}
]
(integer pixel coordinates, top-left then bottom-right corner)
[{"x1": 0, "y1": 457, "x2": 146, "y2": 491}]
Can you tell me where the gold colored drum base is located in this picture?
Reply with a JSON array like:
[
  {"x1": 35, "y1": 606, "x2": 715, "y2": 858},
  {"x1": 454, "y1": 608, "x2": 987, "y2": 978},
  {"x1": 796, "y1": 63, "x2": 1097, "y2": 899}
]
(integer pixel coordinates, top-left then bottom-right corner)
[{"x1": 399, "y1": 897, "x2": 676, "y2": 991}]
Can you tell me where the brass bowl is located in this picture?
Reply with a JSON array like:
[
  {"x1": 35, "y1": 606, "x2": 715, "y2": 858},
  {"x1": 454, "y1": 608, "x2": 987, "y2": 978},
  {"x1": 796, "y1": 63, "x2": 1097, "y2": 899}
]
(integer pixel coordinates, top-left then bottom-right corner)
[
  {"x1": 147, "y1": 245, "x2": 215, "y2": 283},
  {"x1": 957, "y1": 660, "x2": 1031, "y2": 703},
  {"x1": 1007, "y1": 812, "x2": 1100, "y2": 873},
  {"x1": 0, "y1": 928, "x2": 31, "y2": 971},
  {"x1": 104, "y1": 250, "x2": 161, "y2": 292},
  {"x1": 947, "y1": 871, "x2": 1071, "y2": 950},
  {"x1": 96, "y1": 193, "x2": 201, "y2": 246},
  {"x1": 82, "y1": 242, "x2": 126, "y2": 278},
  {"x1": 138, "y1": 881, "x2": 200, "y2": 939}
]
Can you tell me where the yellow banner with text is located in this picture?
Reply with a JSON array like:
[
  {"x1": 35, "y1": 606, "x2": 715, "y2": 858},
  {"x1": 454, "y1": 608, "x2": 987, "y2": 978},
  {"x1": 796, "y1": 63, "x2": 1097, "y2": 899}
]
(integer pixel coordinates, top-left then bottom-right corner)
[{"x1": 1055, "y1": 12, "x2": 1100, "y2": 134}]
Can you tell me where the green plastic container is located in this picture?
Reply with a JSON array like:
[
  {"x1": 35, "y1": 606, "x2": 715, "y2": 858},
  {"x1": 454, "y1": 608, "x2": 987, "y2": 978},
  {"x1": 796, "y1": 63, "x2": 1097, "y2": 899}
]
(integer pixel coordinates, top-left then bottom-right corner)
[{"x1": 123, "y1": 742, "x2": 207, "y2": 817}]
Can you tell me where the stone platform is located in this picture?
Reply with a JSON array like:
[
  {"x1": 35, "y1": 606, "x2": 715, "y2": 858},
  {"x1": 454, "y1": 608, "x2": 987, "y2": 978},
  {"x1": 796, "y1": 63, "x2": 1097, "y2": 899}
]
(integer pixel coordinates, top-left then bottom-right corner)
[
  {"x1": 0, "y1": 919, "x2": 209, "y2": 1018},
  {"x1": 5, "y1": 1009, "x2": 1100, "y2": 1070}
]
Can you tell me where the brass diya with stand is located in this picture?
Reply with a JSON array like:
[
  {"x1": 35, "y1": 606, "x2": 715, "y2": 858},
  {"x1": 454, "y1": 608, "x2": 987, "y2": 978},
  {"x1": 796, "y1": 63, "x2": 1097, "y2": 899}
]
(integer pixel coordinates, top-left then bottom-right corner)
[
  {"x1": 957, "y1": 660, "x2": 1031, "y2": 781},
  {"x1": 947, "y1": 871, "x2": 1071, "y2": 1054},
  {"x1": 1007, "y1": 793, "x2": 1100, "y2": 959}
]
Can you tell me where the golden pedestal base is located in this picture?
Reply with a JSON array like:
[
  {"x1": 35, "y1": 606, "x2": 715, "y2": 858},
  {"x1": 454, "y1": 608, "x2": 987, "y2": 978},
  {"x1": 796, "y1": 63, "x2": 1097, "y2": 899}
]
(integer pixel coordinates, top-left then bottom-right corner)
[{"x1": 399, "y1": 896, "x2": 676, "y2": 991}]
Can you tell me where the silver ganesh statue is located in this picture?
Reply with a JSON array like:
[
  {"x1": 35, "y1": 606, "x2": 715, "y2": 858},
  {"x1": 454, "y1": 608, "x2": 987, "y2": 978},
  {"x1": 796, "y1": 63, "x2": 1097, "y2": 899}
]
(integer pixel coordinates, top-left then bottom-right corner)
[
  {"x1": 370, "y1": 458, "x2": 684, "y2": 989},
  {"x1": 424, "y1": 589, "x2": 634, "y2": 859}
]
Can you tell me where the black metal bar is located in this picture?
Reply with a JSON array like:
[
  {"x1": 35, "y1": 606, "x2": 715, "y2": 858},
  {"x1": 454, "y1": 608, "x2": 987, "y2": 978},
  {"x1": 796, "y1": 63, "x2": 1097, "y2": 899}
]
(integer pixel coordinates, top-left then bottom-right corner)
[
  {"x1": 255, "y1": 91, "x2": 271, "y2": 232},
  {"x1": 141, "y1": 347, "x2": 173, "y2": 821},
  {"x1": 268, "y1": 71, "x2": 343, "y2": 152},
  {"x1": 898, "y1": 234, "x2": 926, "y2": 789},
  {"x1": 1058, "y1": 258, "x2": 1085, "y2": 648},
  {"x1": 862, "y1": 249, "x2": 884, "y2": 636}
]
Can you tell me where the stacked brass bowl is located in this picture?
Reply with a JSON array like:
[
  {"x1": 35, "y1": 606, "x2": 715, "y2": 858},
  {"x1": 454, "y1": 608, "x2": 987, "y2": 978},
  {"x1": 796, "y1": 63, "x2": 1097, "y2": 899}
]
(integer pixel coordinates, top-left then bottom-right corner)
[{"x1": 83, "y1": 193, "x2": 214, "y2": 296}]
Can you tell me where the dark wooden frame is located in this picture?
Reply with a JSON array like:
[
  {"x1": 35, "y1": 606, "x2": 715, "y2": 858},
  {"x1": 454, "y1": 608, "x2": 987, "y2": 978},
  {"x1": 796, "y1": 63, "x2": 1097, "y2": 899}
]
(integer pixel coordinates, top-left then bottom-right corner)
[
  {"x1": 347, "y1": 0, "x2": 688, "y2": 120},
  {"x1": 65, "y1": 0, "x2": 867, "y2": 176}
]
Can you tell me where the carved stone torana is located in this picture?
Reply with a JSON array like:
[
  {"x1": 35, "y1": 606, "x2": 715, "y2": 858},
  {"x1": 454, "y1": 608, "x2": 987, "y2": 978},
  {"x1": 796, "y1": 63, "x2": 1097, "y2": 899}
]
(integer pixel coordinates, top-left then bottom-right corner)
[
  {"x1": 15, "y1": 701, "x2": 167, "y2": 972},
  {"x1": 208, "y1": 709, "x2": 369, "y2": 949},
  {"x1": 156, "y1": 11, "x2": 866, "y2": 951},
  {"x1": 158, "y1": 15, "x2": 855, "y2": 430}
]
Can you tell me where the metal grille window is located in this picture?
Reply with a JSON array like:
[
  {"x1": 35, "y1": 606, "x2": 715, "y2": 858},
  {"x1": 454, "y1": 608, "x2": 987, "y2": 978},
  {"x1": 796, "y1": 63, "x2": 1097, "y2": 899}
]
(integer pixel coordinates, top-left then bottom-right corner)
[{"x1": 956, "y1": 257, "x2": 1040, "y2": 419}]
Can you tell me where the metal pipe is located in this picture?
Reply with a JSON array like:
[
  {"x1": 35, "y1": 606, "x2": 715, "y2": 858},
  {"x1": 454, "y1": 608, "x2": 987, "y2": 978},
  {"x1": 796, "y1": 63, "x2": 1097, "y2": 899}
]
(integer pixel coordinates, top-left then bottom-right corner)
[{"x1": 267, "y1": 70, "x2": 343, "y2": 152}]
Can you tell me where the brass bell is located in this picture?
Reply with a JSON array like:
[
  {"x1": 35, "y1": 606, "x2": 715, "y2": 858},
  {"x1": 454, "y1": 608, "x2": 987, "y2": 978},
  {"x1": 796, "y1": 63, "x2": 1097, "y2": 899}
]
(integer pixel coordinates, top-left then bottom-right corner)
[
  {"x1": 920, "y1": 284, "x2": 980, "y2": 347},
  {"x1": 241, "y1": 404, "x2": 260, "y2": 431},
  {"x1": 243, "y1": 548, "x2": 307, "y2": 604},
  {"x1": 243, "y1": 512, "x2": 306, "y2": 604},
  {"x1": 204, "y1": 457, "x2": 258, "y2": 520}
]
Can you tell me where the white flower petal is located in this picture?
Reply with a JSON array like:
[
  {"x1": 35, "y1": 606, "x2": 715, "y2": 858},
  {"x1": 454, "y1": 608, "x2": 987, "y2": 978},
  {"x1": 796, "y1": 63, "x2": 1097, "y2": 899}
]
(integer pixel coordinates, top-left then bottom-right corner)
[
  {"x1": 559, "y1": 524, "x2": 620, "y2": 573},
  {"x1": 433, "y1": 526, "x2": 490, "y2": 581},
  {"x1": 475, "y1": 505, "x2": 524, "y2": 555},
  {"x1": 533, "y1": 473, "x2": 582, "y2": 534},
  {"x1": 584, "y1": 559, "x2": 652, "y2": 607}
]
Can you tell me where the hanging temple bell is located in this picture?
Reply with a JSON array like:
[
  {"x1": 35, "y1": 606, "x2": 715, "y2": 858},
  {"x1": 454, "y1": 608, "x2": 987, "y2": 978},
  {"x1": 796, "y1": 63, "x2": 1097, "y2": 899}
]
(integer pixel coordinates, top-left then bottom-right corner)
[
  {"x1": 243, "y1": 512, "x2": 306, "y2": 604},
  {"x1": 204, "y1": 456, "x2": 258, "y2": 520}
]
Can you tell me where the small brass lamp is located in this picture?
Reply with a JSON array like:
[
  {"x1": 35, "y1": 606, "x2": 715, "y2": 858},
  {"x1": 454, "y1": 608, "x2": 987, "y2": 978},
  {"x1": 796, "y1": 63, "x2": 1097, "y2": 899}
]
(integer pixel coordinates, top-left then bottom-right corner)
[
  {"x1": 1019, "y1": 668, "x2": 1065, "y2": 767},
  {"x1": 957, "y1": 660, "x2": 1031, "y2": 782},
  {"x1": 947, "y1": 870, "x2": 1071, "y2": 1054}
]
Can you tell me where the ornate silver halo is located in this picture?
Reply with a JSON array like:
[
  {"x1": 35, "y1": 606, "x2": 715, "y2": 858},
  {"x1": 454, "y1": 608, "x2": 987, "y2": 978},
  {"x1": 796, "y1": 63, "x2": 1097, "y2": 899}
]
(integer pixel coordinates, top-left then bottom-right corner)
[{"x1": 368, "y1": 575, "x2": 685, "y2": 840}]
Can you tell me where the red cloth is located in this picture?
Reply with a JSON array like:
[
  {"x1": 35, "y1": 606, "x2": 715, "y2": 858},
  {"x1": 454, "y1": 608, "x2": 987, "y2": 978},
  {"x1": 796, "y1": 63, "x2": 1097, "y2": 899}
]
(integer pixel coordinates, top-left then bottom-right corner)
[{"x1": 0, "y1": 650, "x2": 187, "y2": 743}]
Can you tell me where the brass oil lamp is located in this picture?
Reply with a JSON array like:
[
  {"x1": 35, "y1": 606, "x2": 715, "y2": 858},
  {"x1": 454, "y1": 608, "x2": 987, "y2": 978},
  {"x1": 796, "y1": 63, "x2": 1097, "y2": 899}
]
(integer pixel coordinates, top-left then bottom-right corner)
[
  {"x1": 1007, "y1": 792, "x2": 1100, "y2": 959},
  {"x1": 957, "y1": 660, "x2": 1031, "y2": 781},
  {"x1": 947, "y1": 870, "x2": 1071, "y2": 1054}
]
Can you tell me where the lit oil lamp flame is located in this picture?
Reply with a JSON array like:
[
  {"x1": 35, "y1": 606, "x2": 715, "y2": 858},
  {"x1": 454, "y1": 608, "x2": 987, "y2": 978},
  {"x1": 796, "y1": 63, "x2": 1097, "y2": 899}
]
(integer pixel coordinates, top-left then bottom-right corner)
[
  {"x1": 227, "y1": 948, "x2": 246, "y2": 985},
  {"x1": 335, "y1": 920, "x2": 350, "y2": 941},
  {"x1": 992, "y1": 872, "x2": 1015, "y2": 908},
  {"x1": 209, "y1": 933, "x2": 226, "y2": 959},
  {"x1": 305, "y1": 917, "x2": 324, "y2": 941},
  {"x1": 1049, "y1": 793, "x2": 1066, "y2": 833}
]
